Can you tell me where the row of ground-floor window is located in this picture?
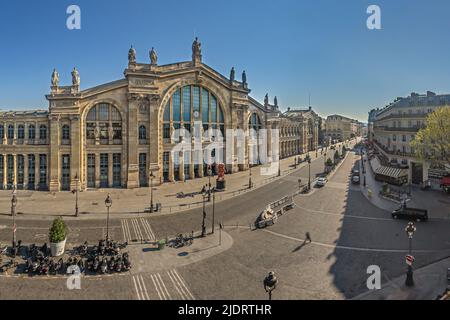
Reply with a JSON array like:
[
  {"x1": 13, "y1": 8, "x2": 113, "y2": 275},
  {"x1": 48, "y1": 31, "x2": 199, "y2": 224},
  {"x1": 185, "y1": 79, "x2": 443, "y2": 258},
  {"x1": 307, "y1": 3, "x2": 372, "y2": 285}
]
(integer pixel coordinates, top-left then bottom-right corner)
[{"x1": 0, "y1": 154, "x2": 48, "y2": 190}]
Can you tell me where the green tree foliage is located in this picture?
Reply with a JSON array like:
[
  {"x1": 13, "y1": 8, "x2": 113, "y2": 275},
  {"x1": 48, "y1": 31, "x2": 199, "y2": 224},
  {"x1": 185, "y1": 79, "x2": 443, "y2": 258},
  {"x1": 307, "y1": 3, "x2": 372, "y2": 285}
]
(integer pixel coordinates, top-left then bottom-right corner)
[{"x1": 411, "y1": 106, "x2": 450, "y2": 164}]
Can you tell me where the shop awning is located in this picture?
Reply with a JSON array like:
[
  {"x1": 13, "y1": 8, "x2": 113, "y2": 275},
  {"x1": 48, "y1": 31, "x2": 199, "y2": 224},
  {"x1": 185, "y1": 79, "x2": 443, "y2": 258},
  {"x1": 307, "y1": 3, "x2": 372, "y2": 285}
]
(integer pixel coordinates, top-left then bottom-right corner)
[{"x1": 370, "y1": 157, "x2": 408, "y2": 179}]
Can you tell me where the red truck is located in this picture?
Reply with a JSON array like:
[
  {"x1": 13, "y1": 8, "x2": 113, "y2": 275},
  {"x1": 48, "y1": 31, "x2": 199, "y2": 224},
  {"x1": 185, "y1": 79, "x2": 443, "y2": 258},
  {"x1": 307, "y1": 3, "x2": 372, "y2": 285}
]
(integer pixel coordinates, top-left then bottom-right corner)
[{"x1": 442, "y1": 176, "x2": 450, "y2": 193}]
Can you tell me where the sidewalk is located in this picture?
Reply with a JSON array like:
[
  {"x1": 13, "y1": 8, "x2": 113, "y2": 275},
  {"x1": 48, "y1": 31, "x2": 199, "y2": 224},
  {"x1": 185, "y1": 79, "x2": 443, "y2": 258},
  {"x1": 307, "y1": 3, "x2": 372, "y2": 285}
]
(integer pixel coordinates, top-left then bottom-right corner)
[
  {"x1": 359, "y1": 152, "x2": 450, "y2": 220},
  {"x1": 0, "y1": 150, "x2": 325, "y2": 220},
  {"x1": 354, "y1": 256, "x2": 450, "y2": 300}
]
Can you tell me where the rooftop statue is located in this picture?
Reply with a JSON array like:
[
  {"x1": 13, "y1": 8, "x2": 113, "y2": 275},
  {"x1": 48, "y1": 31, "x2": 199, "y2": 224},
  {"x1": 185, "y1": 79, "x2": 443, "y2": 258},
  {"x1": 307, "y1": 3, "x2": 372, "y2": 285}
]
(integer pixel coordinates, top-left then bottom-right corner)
[
  {"x1": 51, "y1": 69, "x2": 59, "y2": 87},
  {"x1": 72, "y1": 67, "x2": 80, "y2": 86},
  {"x1": 192, "y1": 37, "x2": 202, "y2": 57},
  {"x1": 150, "y1": 47, "x2": 158, "y2": 65},
  {"x1": 242, "y1": 70, "x2": 247, "y2": 85},
  {"x1": 230, "y1": 67, "x2": 235, "y2": 82},
  {"x1": 128, "y1": 45, "x2": 136, "y2": 64},
  {"x1": 264, "y1": 94, "x2": 269, "y2": 106}
]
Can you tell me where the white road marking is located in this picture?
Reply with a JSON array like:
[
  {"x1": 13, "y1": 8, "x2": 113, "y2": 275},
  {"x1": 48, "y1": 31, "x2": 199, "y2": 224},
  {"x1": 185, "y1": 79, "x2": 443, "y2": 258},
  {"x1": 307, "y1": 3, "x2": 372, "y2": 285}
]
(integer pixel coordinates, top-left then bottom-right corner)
[
  {"x1": 157, "y1": 273, "x2": 172, "y2": 300},
  {"x1": 140, "y1": 218, "x2": 156, "y2": 241},
  {"x1": 173, "y1": 269, "x2": 195, "y2": 300},
  {"x1": 132, "y1": 276, "x2": 142, "y2": 300},
  {"x1": 167, "y1": 269, "x2": 186, "y2": 300},
  {"x1": 139, "y1": 274, "x2": 150, "y2": 300},
  {"x1": 150, "y1": 274, "x2": 164, "y2": 300},
  {"x1": 261, "y1": 229, "x2": 449, "y2": 253}
]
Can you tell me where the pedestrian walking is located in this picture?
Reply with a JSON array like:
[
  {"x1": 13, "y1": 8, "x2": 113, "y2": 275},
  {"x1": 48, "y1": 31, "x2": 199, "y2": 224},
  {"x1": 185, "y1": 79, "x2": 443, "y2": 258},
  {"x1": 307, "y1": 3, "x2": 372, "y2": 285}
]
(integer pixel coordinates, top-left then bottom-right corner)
[{"x1": 305, "y1": 232, "x2": 312, "y2": 243}]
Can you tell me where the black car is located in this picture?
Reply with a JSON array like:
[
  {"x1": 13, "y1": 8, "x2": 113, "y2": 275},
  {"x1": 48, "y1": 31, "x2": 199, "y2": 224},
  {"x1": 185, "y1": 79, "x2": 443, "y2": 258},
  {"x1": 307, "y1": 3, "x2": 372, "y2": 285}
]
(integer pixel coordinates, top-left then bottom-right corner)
[{"x1": 392, "y1": 206, "x2": 428, "y2": 222}]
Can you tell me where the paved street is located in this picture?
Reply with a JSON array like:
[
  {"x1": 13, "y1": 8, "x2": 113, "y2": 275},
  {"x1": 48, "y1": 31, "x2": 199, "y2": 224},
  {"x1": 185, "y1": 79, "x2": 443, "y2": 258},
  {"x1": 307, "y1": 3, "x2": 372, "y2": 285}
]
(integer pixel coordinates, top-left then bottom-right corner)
[{"x1": 1, "y1": 145, "x2": 449, "y2": 300}]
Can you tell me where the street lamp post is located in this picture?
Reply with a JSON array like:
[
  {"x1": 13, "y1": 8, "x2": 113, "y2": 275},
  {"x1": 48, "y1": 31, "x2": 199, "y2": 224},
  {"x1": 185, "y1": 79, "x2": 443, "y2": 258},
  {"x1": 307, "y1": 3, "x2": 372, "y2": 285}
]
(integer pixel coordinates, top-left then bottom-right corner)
[
  {"x1": 405, "y1": 222, "x2": 416, "y2": 287},
  {"x1": 212, "y1": 188, "x2": 216, "y2": 234},
  {"x1": 294, "y1": 157, "x2": 297, "y2": 169},
  {"x1": 263, "y1": 271, "x2": 278, "y2": 300},
  {"x1": 149, "y1": 171, "x2": 155, "y2": 213},
  {"x1": 248, "y1": 162, "x2": 253, "y2": 189},
  {"x1": 208, "y1": 165, "x2": 212, "y2": 202},
  {"x1": 306, "y1": 154, "x2": 311, "y2": 190},
  {"x1": 11, "y1": 187, "x2": 17, "y2": 255},
  {"x1": 74, "y1": 173, "x2": 79, "y2": 217},
  {"x1": 105, "y1": 194, "x2": 112, "y2": 241},
  {"x1": 201, "y1": 190, "x2": 207, "y2": 237}
]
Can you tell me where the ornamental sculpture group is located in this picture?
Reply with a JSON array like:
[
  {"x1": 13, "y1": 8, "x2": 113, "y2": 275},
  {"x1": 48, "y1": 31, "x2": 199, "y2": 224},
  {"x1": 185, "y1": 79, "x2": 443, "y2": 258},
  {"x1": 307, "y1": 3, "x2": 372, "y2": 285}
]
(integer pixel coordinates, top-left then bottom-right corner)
[
  {"x1": 128, "y1": 45, "x2": 158, "y2": 66},
  {"x1": 51, "y1": 67, "x2": 80, "y2": 88}
]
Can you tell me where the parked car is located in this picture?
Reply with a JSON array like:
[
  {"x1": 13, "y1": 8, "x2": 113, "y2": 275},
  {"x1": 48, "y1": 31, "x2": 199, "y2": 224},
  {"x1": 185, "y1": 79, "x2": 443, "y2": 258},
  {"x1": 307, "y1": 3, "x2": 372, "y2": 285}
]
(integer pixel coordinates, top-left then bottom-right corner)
[
  {"x1": 391, "y1": 206, "x2": 428, "y2": 222},
  {"x1": 352, "y1": 175, "x2": 360, "y2": 184},
  {"x1": 316, "y1": 177, "x2": 328, "y2": 187}
]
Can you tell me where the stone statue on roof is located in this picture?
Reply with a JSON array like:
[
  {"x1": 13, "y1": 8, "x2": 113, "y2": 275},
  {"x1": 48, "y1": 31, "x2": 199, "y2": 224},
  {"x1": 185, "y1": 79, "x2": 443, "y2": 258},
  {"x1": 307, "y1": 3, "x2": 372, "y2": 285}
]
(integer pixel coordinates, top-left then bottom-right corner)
[
  {"x1": 150, "y1": 47, "x2": 158, "y2": 65},
  {"x1": 71, "y1": 67, "x2": 80, "y2": 86},
  {"x1": 51, "y1": 69, "x2": 59, "y2": 87},
  {"x1": 128, "y1": 45, "x2": 136, "y2": 64}
]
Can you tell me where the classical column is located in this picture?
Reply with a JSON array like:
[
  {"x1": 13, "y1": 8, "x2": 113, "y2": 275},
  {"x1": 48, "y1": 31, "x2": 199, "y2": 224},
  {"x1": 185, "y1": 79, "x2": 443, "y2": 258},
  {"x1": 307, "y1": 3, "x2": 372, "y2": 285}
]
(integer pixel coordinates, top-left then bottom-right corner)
[
  {"x1": 24, "y1": 155, "x2": 29, "y2": 189},
  {"x1": 168, "y1": 151, "x2": 174, "y2": 182},
  {"x1": 189, "y1": 150, "x2": 195, "y2": 180},
  {"x1": 70, "y1": 116, "x2": 81, "y2": 191},
  {"x1": 179, "y1": 151, "x2": 185, "y2": 181},
  {"x1": 95, "y1": 153, "x2": 100, "y2": 188},
  {"x1": 35, "y1": 154, "x2": 40, "y2": 190},
  {"x1": 24, "y1": 125, "x2": 28, "y2": 145},
  {"x1": 3, "y1": 155, "x2": 7, "y2": 189},
  {"x1": 108, "y1": 153, "x2": 113, "y2": 188},
  {"x1": 148, "y1": 94, "x2": 161, "y2": 185},
  {"x1": 126, "y1": 94, "x2": 144, "y2": 189},
  {"x1": 13, "y1": 154, "x2": 17, "y2": 187},
  {"x1": 49, "y1": 115, "x2": 61, "y2": 192}
]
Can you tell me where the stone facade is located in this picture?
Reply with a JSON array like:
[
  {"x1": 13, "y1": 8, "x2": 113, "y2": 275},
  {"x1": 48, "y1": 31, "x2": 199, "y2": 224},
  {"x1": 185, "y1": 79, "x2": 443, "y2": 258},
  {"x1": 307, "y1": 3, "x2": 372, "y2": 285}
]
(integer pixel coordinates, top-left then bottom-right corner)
[
  {"x1": 324, "y1": 114, "x2": 361, "y2": 142},
  {"x1": 371, "y1": 91, "x2": 450, "y2": 186},
  {"x1": 279, "y1": 107, "x2": 320, "y2": 159},
  {"x1": 0, "y1": 40, "x2": 317, "y2": 192}
]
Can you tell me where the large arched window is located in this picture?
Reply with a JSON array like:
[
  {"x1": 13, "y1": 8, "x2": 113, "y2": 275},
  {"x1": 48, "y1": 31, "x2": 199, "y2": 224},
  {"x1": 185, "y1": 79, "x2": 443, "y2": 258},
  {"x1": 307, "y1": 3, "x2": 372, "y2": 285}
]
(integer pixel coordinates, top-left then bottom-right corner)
[
  {"x1": 39, "y1": 125, "x2": 47, "y2": 140},
  {"x1": 28, "y1": 125, "x2": 35, "y2": 140},
  {"x1": 249, "y1": 113, "x2": 262, "y2": 131},
  {"x1": 0, "y1": 125, "x2": 3, "y2": 140},
  {"x1": 86, "y1": 103, "x2": 122, "y2": 143},
  {"x1": 163, "y1": 85, "x2": 225, "y2": 141}
]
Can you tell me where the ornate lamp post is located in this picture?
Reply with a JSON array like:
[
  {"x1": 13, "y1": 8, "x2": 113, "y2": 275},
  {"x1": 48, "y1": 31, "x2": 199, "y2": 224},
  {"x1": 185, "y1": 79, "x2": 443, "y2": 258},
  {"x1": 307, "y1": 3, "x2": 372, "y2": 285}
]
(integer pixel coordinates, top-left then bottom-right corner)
[
  {"x1": 149, "y1": 171, "x2": 155, "y2": 213},
  {"x1": 201, "y1": 189, "x2": 207, "y2": 237},
  {"x1": 212, "y1": 187, "x2": 216, "y2": 234},
  {"x1": 11, "y1": 186, "x2": 17, "y2": 254},
  {"x1": 73, "y1": 173, "x2": 79, "y2": 217},
  {"x1": 207, "y1": 165, "x2": 212, "y2": 202},
  {"x1": 105, "y1": 194, "x2": 112, "y2": 241},
  {"x1": 306, "y1": 154, "x2": 312, "y2": 190},
  {"x1": 294, "y1": 157, "x2": 297, "y2": 169},
  {"x1": 263, "y1": 271, "x2": 278, "y2": 300},
  {"x1": 248, "y1": 161, "x2": 253, "y2": 189},
  {"x1": 405, "y1": 222, "x2": 416, "y2": 287}
]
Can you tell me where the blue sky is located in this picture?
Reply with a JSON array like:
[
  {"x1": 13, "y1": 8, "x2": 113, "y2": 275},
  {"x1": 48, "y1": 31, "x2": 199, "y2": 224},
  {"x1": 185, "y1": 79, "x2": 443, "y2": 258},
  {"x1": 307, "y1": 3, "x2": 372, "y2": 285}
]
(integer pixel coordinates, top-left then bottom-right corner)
[{"x1": 1, "y1": 0, "x2": 450, "y2": 122}]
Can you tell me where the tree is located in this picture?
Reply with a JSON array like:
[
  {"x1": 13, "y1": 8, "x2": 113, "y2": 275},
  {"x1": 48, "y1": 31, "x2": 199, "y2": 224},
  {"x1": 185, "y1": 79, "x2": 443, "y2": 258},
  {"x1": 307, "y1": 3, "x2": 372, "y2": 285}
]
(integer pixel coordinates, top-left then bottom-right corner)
[
  {"x1": 334, "y1": 150, "x2": 340, "y2": 164},
  {"x1": 411, "y1": 106, "x2": 450, "y2": 164}
]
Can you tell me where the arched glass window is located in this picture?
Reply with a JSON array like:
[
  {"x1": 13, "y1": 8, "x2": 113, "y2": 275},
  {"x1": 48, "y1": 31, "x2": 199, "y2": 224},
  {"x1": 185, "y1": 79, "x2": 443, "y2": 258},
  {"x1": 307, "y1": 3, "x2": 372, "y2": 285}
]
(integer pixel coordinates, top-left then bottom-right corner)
[
  {"x1": 163, "y1": 86, "x2": 225, "y2": 141},
  {"x1": 249, "y1": 113, "x2": 262, "y2": 131},
  {"x1": 18, "y1": 125, "x2": 25, "y2": 139},
  {"x1": 28, "y1": 125, "x2": 35, "y2": 140},
  {"x1": 86, "y1": 103, "x2": 122, "y2": 143},
  {"x1": 39, "y1": 125, "x2": 47, "y2": 140},
  {"x1": 8, "y1": 125, "x2": 14, "y2": 139},
  {"x1": 62, "y1": 125, "x2": 70, "y2": 140},
  {"x1": 0, "y1": 125, "x2": 4, "y2": 140},
  {"x1": 139, "y1": 125, "x2": 147, "y2": 140}
]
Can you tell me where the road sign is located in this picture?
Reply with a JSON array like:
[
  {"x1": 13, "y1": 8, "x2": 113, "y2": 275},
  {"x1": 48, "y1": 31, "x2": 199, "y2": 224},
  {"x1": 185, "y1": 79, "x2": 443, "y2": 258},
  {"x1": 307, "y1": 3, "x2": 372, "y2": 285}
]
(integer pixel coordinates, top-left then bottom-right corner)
[{"x1": 406, "y1": 255, "x2": 415, "y2": 266}]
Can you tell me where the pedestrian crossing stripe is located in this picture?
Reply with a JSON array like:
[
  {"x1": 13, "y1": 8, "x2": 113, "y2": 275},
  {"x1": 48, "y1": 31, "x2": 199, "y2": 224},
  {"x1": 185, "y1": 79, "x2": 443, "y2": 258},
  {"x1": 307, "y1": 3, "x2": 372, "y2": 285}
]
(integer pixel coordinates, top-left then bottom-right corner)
[
  {"x1": 132, "y1": 270, "x2": 195, "y2": 300},
  {"x1": 121, "y1": 218, "x2": 156, "y2": 243}
]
